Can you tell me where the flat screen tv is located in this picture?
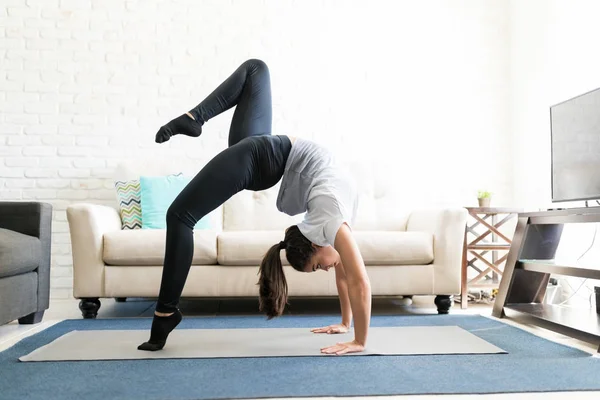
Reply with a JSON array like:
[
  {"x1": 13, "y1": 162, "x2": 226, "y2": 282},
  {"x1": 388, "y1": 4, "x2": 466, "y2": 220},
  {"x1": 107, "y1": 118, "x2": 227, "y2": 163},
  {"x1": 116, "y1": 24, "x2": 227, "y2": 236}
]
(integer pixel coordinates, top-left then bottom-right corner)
[{"x1": 551, "y1": 87, "x2": 600, "y2": 202}]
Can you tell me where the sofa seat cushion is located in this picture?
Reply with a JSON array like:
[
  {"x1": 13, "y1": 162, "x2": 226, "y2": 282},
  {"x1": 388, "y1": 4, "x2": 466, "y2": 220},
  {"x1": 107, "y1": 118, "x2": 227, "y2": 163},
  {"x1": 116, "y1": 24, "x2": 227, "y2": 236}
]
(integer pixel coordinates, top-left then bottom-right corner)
[
  {"x1": 353, "y1": 231, "x2": 433, "y2": 265},
  {"x1": 218, "y1": 231, "x2": 290, "y2": 266},
  {"x1": 0, "y1": 228, "x2": 41, "y2": 278},
  {"x1": 217, "y1": 230, "x2": 433, "y2": 266},
  {"x1": 103, "y1": 229, "x2": 218, "y2": 266}
]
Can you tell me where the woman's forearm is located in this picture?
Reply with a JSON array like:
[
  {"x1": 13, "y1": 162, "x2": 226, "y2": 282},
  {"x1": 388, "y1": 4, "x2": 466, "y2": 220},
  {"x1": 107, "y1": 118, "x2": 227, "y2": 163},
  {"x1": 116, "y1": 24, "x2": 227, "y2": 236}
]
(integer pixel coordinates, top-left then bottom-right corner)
[
  {"x1": 336, "y1": 277, "x2": 353, "y2": 327},
  {"x1": 336, "y1": 243, "x2": 371, "y2": 345},
  {"x1": 347, "y1": 280, "x2": 371, "y2": 346},
  {"x1": 334, "y1": 223, "x2": 372, "y2": 347}
]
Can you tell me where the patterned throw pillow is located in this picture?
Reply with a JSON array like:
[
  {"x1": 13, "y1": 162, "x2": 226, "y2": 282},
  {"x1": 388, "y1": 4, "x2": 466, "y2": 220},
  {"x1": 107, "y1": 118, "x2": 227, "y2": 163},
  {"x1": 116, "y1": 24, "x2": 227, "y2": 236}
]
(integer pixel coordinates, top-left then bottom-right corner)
[{"x1": 114, "y1": 179, "x2": 142, "y2": 230}]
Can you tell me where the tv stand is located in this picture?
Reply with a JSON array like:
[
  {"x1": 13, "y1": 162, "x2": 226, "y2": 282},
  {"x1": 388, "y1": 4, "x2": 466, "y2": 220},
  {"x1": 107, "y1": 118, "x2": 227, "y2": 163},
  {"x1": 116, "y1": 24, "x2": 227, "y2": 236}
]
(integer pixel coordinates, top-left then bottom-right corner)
[{"x1": 492, "y1": 207, "x2": 600, "y2": 352}]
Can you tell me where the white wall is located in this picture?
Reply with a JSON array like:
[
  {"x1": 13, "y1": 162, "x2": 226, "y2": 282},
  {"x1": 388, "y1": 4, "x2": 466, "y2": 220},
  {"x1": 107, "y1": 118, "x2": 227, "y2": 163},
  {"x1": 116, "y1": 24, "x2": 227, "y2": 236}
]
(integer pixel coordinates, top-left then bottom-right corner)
[
  {"x1": 509, "y1": 0, "x2": 600, "y2": 210},
  {"x1": 0, "y1": 0, "x2": 512, "y2": 299},
  {"x1": 509, "y1": 0, "x2": 600, "y2": 307}
]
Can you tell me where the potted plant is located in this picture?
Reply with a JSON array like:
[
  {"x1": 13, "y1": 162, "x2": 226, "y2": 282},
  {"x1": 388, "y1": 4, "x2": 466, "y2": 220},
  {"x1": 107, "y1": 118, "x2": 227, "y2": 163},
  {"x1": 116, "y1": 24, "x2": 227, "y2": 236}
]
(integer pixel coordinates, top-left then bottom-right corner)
[{"x1": 477, "y1": 190, "x2": 492, "y2": 207}]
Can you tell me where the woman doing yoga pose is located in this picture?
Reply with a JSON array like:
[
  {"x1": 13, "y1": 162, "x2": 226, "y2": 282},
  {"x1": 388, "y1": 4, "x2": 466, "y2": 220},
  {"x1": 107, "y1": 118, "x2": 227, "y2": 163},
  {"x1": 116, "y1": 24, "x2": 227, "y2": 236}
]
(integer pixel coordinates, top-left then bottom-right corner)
[{"x1": 138, "y1": 59, "x2": 371, "y2": 356}]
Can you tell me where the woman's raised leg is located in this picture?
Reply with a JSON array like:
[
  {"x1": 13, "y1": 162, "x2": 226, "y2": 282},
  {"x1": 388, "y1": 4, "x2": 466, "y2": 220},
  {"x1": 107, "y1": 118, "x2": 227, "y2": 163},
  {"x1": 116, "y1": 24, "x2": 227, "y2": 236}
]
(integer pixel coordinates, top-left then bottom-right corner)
[{"x1": 155, "y1": 59, "x2": 272, "y2": 147}]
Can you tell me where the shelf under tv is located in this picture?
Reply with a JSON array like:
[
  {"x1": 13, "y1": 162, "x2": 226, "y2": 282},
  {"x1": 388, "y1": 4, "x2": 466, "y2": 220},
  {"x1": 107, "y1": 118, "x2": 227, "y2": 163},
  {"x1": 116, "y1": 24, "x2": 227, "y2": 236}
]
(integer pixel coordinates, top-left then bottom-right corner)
[{"x1": 492, "y1": 208, "x2": 600, "y2": 352}]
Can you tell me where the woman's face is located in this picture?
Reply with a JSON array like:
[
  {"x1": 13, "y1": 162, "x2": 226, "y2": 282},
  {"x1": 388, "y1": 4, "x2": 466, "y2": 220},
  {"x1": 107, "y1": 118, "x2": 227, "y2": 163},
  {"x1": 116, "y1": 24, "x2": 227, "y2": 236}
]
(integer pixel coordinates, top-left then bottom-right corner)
[{"x1": 304, "y1": 244, "x2": 340, "y2": 273}]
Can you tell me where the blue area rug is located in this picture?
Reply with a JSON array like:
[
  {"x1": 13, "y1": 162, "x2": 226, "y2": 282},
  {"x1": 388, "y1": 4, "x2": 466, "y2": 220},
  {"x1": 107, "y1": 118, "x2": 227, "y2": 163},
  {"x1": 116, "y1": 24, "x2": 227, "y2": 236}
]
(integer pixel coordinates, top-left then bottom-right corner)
[{"x1": 1, "y1": 314, "x2": 599, "y2": 400}]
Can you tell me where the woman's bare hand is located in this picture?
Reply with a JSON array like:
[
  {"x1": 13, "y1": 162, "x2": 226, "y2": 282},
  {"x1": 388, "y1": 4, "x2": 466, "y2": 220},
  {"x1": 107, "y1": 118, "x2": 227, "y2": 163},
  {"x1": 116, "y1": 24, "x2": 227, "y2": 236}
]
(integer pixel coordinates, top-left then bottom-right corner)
[
  {"x1": 310, "y1": 324, "x2": 349, "y2": 334},
  {"x1": 320, "y1": 339, "x2": 365, "y2": 355}
]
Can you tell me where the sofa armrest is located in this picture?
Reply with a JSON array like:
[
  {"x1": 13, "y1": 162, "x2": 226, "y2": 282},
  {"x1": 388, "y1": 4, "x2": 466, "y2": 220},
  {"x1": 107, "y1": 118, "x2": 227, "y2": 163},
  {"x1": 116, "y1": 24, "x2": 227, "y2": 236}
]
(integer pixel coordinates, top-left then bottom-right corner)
[
  {"x1": 0, "y1": 201, "x2": 53, "y2": 311},
  {"x1": 67, "y1": 203, "x2": 122, "y2": 298},
  {"x1": 407, "y1": 208, "x2": 467, "y2": 294}
]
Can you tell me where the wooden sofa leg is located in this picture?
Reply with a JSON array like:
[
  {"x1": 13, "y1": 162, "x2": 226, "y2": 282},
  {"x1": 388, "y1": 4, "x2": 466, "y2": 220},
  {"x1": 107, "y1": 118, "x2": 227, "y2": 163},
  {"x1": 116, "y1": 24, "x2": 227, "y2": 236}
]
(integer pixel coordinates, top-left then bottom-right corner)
[
  {"x1": 18, "y1": 311, "x2": 45, "y2": 324},
  {"x1": 434, "y1": 295, "x2": 452, "y2": 314},
  {"x1": 79, "y1": 298, "x2": 101, "y2": 319}
]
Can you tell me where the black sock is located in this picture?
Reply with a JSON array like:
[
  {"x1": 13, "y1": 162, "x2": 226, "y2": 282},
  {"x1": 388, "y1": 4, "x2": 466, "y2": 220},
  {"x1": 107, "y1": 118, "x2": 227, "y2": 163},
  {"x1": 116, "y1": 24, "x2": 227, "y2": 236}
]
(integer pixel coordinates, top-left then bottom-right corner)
[
  {"x1": 137, "y1": 309, "x2": 183, "y2": 351},
  {"x1": 155, "y1": 114, "x2": 203, "y2": 143}
]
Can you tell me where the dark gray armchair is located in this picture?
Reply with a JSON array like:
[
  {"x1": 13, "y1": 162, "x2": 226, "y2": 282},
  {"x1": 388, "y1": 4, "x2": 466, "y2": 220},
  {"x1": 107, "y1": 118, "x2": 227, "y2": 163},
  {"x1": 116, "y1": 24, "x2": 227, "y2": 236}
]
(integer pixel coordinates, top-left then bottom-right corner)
[{"x1": 0, "y1": 202, "x2": 52, "y2": 325}]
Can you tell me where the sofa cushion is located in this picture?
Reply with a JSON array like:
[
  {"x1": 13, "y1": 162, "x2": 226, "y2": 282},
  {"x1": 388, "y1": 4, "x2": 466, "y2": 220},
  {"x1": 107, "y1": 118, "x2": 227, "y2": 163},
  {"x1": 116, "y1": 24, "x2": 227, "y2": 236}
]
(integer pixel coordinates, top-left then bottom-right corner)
[
  {"x1": 218, "y1": 231, "x2": 291, "y2": 266},
  {"x1": 0, "y1": 228, "x2": 41, "y2": 278},
  {"x1": 353, "y1": 231, "x2": 434, "y2": 265},
  {"x1": 217, "y1": 230, "x2": 433, "y2": 266},
  {"x1": 103, "y1": 229, "x2": 218, "y2": 266},
  {"x1": 223, "y1": 186, "x2": 303, "y2": 231},
  {"x1": 342, "y1": 160, "x2": 414, "y2": 231}
]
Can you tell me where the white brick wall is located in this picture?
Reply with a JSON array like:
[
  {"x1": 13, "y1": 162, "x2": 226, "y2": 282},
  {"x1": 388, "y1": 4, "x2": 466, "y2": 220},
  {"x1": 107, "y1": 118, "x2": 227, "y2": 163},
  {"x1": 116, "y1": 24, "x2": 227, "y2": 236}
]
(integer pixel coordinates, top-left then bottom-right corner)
[{"x1": 1, "y1": 0, "x2": 511, "y2": 299}]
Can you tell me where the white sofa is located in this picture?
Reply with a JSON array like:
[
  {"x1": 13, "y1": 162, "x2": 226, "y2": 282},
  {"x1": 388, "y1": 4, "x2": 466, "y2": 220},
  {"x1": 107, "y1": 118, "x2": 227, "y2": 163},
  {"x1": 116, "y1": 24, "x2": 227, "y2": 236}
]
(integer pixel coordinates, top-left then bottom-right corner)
[{"x1": 66, "y1": 160, "x2": 467, "y2": 318}]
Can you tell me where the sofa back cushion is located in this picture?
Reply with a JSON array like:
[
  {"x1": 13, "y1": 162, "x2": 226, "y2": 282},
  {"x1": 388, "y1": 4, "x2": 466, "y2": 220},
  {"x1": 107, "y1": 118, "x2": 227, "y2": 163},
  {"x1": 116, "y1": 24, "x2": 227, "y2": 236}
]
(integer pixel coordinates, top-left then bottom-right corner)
[
  {"x1": 223, "y1": 184, "x2": 303, "y2": 231},
  {"x1": 345, "y1": 160, "x2": 412, "y2": 231},
  {"x1": 222, "y1": 160, "x2": 412, "y2": 232}
]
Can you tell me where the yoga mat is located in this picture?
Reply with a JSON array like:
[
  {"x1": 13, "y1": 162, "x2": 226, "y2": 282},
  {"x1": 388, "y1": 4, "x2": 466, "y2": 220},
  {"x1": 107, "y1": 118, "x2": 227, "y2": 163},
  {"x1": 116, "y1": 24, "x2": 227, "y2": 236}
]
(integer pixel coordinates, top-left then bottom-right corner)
[
  {"x1": 4, "y1": 315, "x2": 600, "y2": 399},
  {"x1": 19, "y1": 325, "x2": 505, "y2": 361}
]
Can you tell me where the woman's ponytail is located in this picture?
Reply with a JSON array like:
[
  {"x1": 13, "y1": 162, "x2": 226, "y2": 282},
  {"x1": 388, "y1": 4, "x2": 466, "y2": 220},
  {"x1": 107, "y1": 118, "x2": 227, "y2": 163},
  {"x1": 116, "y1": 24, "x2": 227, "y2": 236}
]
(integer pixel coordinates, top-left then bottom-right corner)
[
  {"x1": 258, "y1": 241, "x2": 288, "y2": 319},
  {"x1": 257, "y1": 225, "x2": 317, "y2": 319}
]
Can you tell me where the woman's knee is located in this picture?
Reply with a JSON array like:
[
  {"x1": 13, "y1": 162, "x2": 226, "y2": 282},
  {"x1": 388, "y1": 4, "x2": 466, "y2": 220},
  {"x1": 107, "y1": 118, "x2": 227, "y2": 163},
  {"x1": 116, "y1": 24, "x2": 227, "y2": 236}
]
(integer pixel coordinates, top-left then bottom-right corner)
[
  {"x1": 166, "y1": 205, "x2": 195, "y2": 230},
  {"x1": 242, "y1": 58, "x2": 269, "y2": 74}
]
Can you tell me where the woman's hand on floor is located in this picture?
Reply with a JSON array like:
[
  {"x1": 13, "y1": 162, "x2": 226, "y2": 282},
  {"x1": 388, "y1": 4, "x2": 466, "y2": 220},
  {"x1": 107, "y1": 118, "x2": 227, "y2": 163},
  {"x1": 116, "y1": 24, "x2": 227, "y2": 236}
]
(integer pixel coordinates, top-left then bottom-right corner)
[
  {"x1": 320, "y1": 339, "x2": 365, "y2": 355},
  {"x1": 310, "y1": 324, "x2": 349, "y2": 334}
]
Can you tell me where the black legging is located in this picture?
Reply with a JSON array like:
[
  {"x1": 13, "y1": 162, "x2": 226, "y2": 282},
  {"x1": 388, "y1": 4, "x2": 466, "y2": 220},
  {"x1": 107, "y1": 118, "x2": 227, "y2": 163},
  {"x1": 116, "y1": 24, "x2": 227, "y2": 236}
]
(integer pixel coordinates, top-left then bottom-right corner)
[{"x1": 155, "y1": 59, "x2": 292, "y2": 313}]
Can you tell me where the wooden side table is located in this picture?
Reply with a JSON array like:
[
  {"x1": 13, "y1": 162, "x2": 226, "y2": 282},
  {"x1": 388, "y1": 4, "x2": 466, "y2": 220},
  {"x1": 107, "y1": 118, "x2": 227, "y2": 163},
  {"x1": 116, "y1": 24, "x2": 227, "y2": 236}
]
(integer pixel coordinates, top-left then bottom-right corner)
[{"x1": 460, "y1": 207, "x2": 522, "y2": 309}]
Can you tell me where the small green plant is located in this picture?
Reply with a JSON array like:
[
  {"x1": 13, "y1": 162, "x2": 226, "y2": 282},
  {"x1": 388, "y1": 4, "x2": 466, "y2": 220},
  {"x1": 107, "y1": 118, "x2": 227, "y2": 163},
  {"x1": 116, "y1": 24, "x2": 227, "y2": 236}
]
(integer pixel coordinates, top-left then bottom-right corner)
[{"x1": 477, "y1": 190, "x2": 492, "y2": 199}]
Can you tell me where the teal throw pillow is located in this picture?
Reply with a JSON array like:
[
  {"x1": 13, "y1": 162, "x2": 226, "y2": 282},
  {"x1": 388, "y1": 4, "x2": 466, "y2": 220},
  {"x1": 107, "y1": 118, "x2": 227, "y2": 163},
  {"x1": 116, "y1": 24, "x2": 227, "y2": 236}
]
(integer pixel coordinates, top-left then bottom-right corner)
[{"x1": 139, "y1": 174, "x2": 212, "y2": 230}]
